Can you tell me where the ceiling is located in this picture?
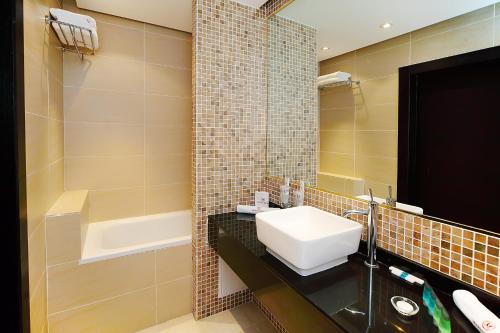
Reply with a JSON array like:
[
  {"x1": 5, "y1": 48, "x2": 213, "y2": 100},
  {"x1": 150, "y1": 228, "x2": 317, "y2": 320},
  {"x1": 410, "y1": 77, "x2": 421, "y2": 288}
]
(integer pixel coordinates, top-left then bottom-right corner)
[
  {"x1": 75, "y1": 0, "x2": 268, "y2": 33},
  {"x1": 76, "y1": 0, "x2": 193, "y2": 32},
  {"x1": 278, "y1": 0, "x2": 498, "y2": 61}
]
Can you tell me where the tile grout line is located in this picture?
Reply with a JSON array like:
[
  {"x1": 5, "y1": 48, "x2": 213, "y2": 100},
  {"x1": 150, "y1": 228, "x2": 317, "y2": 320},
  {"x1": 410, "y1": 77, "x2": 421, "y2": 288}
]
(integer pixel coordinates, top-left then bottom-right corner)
[{"x1": 47, "y1": 285, "x2": 156, "y2": 318}]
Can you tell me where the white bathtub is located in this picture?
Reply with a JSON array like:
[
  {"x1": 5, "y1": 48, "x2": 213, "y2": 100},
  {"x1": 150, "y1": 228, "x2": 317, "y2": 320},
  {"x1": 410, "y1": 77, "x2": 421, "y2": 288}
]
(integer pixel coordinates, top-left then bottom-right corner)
[{"x1": 81, "y1": 210, "x2": 191, "y2": 264}]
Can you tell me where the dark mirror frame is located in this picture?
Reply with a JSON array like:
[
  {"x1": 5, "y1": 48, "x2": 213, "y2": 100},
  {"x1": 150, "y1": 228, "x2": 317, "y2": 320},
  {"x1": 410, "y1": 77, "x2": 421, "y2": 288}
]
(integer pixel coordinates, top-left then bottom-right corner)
[
  {"x1": 398, "y1": 45, "x2": 500, "y2": 237},
  {"x1": 2, "y1": 0, "x2": 31, "y2": 331}
]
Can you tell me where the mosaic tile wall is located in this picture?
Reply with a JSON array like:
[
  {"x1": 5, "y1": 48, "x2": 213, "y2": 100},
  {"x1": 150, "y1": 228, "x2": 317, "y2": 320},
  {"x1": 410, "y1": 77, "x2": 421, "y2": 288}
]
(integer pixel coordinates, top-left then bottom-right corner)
[
  {"x1": 266, "y1": 15, "x2": 318, "y2": 185},
  {"x1": 264, "y1": 176, "x2": 500, "y2": 297},
  {"x1": 192, "y1": 0, "x2": 267, "y2": 319}
]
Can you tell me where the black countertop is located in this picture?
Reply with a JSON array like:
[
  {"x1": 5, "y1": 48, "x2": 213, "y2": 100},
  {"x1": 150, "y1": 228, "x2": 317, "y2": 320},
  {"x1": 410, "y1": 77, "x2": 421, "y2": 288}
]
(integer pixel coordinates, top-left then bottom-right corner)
[{"x1": 209, "y1": 212, "x2": 499, "y2": 333}]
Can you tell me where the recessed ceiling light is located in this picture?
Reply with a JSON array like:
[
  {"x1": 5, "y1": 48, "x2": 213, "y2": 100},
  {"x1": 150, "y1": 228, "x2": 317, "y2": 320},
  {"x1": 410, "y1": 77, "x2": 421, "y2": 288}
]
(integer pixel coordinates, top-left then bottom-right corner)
[
  {"x1": 322, "y1": 46, "x2": 330, "y2": 50},
  {"x1": 380, "y1": 22, "x2": 392, "y2": 29}
]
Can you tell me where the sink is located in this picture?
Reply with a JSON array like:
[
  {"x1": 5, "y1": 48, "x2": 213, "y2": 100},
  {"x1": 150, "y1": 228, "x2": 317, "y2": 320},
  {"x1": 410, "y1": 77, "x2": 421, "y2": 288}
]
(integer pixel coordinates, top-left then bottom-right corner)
[{"x1": 256, "y1": 206, "x2": 362, "y2": 276}]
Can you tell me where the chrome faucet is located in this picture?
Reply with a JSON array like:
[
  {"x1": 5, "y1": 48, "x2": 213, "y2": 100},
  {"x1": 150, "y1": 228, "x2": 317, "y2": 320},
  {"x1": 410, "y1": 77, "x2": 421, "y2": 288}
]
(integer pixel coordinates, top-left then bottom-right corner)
[
  {"x1": 343, "y1": 189, "x2": 379, "y2": 268},
  {"x1": 386, "y1": 185, "x2": 396, "y2": 208}
]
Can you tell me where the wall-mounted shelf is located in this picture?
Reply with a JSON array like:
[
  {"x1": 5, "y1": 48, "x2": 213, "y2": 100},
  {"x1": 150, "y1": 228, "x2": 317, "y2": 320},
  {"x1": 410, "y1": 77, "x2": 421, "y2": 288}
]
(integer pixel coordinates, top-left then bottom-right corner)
[
  {"x1": 45, "y1": 15, "x2": 96, "y2": 61},
  {"x1": 318, "y1": 78, "x2": 360, "y2": 90}
]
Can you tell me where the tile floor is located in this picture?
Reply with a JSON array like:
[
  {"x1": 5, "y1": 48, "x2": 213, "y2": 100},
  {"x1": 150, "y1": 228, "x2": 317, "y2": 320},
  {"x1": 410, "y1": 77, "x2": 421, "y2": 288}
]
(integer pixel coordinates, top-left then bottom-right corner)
[{"x1": 137, "y1": 302, "x2": 278, "y2": 333}]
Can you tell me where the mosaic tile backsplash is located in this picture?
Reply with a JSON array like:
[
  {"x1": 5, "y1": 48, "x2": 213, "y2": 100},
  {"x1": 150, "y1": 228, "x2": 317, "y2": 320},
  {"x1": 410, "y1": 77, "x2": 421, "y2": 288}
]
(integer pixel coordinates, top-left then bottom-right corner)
[
  {"x1": 264, "y1": 176, "x2": 500, "y2": 297},
  {"x1": 266, "y1": 15, "x2": 318, "y2": 184}
]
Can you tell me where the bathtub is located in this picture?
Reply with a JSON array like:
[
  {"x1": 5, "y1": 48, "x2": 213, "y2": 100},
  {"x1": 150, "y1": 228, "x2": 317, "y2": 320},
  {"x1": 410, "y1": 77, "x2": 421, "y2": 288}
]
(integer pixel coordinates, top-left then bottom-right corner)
[{"x1": 81, "y1": 210, "x2": 192, "y2": 264}]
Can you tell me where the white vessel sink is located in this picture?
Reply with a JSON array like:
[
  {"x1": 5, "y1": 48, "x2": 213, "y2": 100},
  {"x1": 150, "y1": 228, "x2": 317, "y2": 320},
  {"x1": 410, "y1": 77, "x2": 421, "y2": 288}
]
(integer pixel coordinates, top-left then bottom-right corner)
[{"x1": 256, "y1": 206, "x2": 362, "y2": 276}]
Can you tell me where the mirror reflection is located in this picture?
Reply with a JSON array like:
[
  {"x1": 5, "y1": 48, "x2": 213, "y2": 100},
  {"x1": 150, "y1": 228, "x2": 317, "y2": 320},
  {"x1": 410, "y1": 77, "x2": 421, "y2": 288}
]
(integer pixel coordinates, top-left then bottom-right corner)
[{"x1": 267, "y1": 0, "x2": 500, "y2": 234}]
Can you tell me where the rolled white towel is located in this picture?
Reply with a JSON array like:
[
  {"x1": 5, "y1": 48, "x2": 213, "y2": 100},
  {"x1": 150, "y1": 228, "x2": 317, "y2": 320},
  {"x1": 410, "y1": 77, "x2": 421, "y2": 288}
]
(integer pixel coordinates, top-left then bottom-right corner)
[
  {"x1": 236, "y1": 205, "x2": 281, "y2": 215},
  {"x1": 49, "y1": 8, "x2": 99, "y2": 50},
  {"x1": 317, "y1": 71, "x2": 351, "y2": 86}
]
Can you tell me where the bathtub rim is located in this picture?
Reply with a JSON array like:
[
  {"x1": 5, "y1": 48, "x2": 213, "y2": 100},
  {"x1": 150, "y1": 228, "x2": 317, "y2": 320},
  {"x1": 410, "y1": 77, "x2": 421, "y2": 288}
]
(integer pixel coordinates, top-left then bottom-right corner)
[{"x1": 80, "y1": 210, "x2": 192, "y2": 265}]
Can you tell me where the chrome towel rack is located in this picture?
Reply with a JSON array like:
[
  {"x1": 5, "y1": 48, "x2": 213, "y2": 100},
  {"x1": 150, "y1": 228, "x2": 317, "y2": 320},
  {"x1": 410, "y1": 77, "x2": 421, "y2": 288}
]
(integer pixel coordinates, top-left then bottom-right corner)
[{"x1": 45, "y1": 15, "x2": 96, "y2": 61}]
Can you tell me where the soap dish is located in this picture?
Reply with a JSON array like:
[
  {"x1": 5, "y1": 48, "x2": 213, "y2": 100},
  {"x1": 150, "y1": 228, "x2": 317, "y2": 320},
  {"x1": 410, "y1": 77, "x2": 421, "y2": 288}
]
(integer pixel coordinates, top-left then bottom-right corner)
[{"x1": 390, "y1": 296, "x2": 419, "y2": 317}]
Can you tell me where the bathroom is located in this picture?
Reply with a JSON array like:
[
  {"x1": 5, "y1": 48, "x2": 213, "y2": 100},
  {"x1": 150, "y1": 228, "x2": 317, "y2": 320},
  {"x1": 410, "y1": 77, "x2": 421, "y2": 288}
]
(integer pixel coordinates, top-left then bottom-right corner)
[{"x1": 3, "y1": 0, "x2": 499, "y2": 332}]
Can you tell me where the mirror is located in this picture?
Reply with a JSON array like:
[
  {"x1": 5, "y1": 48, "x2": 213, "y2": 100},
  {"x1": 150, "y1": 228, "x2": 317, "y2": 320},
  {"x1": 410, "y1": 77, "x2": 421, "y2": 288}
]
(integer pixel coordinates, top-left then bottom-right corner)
[{"x1": 266, "y1": 0, "x2": 500, "y2": 234}]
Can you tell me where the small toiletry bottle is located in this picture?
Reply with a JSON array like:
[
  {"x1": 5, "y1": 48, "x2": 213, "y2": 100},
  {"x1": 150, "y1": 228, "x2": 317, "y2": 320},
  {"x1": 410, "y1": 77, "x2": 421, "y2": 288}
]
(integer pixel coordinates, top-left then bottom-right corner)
[
  {"x1": 439, "y1": 310, "x2": 451, "y2": 333},
  {"x1": 423, "y1": 283, "x2": 431, "y2": 307},
  {"x1": 255, "y1": 191, "x2": 270, "y2": 209},
  {"x1": 427, "y1": 289, "x2": 436, "y2": 315},
  {"x1": 280, "y1": 177, "x2": 290, "y2": 207},
  {"x1": 433, "y1": 300, "x2": 443, "y2": 325},
  {"x1": 294, "y1": 181, "x2": 305, "y2": 206}
]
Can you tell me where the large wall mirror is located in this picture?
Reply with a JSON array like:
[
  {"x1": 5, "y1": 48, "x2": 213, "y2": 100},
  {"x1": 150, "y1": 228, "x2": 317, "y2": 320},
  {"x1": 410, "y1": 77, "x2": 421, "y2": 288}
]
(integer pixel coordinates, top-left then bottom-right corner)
[{"x1": 266, "y1": 0, "x2": 500, "y2": 235}]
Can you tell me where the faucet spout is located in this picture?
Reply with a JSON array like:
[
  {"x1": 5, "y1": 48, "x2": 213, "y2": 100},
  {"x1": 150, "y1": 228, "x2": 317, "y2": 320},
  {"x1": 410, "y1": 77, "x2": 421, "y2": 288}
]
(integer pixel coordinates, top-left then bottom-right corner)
[
  {"x1": 343, "y1": 189, "x2": 379, "y2": 268},
  {"x1": 342, "y1": 209, "x2": 368, "y2": 218}
]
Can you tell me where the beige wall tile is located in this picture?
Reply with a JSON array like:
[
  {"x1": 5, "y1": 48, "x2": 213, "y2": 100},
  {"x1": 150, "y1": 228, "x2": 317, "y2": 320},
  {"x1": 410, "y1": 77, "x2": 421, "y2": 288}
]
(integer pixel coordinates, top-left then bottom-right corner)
[
  {"x1": 49, "y1": 119, "x2": 64, "y2": 163},
  {"x1": 320, "y1": 85, "x2": 355, "y2": 109},
  {"x1": 411, "y1": 5, "x2": 494, "y2": 41},
  {"x1": 49, "y1": 76, "x2": 64, "y2": 121},
  {"x1": 48, "y1": 32, "x2": 64, "y2": 81},
  {"x1": 356, "y1": 43, "x2": 410, "y2": 81},
  {"x1": 46, "y1": 213, "x2": 81, "y2": 266},
  {"x1": 145, "y1": 154, "x2": 191, "y2": 186},
  {"x1": 48, "y1": 287, "x2": 156, "y2": 333},
  {"x1": 355, "y1": 34, "x2": 411, "y2": 57},
  {"x1": 411, "y1": 20, "x2": 494, "y2": 65},
  {"x1": 145, "y1": 183, "x2": 191, "y2": 214},
  {"x1": 317, "y1": 172, "x2": 346, "y2": 194},
  {"x1": 355, "y1": 155, "x2": 397, "y2": 185},
  {"x1": 23, "y1": 0, "x2": 46, "y2": 59},
  {"x1": 319, "y1": 152, "x2": 355, "y2": 176},
  {"x1": 145, "y1": 64, "x2": 191, "y2": 96},
  {"x1": 47, "y1": 190, "x2": 88, "y2": 216},
  {"x1": 27, "y1": 168, "x2": 50, "y2": 235},
  {"x1": 146, "y1": 32, "x2": 192, "y2": 69},
  {"x1": 47, "y1": 251, "x2": 155, "y2": 313},
  {"x1": 89, "y1": 188, "x2": 145, "y2": 222},
  {"x1": 320, "y1": 60, "x2": 356, "y2": 78},
  {"x1": 320, "y1": 131, "x2": 354, "y2": 154},
  {"x1": 156, "y1": 277, "x2": 192, "y2": 323},
  {"x1": 320, "y1": 51, "x2": 355, "y2": 66},
  {"x1": 344, "y1": 178, "x2": 366, "y2": 197},
  {"x1": 145, "y1": 95, "x2": 191, "y2": 127},
  {"x1": 63, "y1": 0, "x2": 145, "y2": 31},
  {"x1": 64, "y1": 87, "x2": 145, "y2": 124},
  {"x1": 65, "y1": 156, "x2": 144, "y2": 190},
  {"x1": 49, "y1": 159, "x2": 64, "y2": 205},
  {"x1": 97, "y1": 22, "x2": 145, "y2": 61},
  {"x1": 64, "y1": 87, "x2": 144, "y2": 124},
  {"x1": 25, "y1": 113, "x2": 48, "y2": 175},
  {"x1": 64, "y1": 55, "x2": 145, "y2": 92},
  {"x1": 145, "y1": 24, "x2": 192, "y2": 40},
  {"x1": 65, "y1": 122, "x2": 144, "y2": 157},
  {"x1": 30, "y1": 274, "x2": 47, "y2": 333},
  {"x1": 356, "y1": 74, "x2": 398, "y2": 106},
  {"x1": 156, "y1": 244, "x2": 192, "y2": 284},
  {"x1": 25, "y1": 53, "x2": 49, "y2": 117},
  {"x1": 355, "y1": 131, "x2": 398, "y2": 158},
  {"x1": 320, "y1": 107, "x2": 354, "y2": 131},
  {"x1": 355, "y1": 104, "x2": 398, "y2": 131},
  {"x1": 28, "y1": 222, "x2": 46, "y2": 293},
  {"x1": 145, "y1": 126, "x2": 191, "y2": 156}
]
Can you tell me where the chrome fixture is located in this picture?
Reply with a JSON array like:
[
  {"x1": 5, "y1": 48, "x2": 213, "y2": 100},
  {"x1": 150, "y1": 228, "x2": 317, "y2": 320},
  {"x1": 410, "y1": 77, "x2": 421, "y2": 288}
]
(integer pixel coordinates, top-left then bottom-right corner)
[
  {"x1": 386, "y1": 185, "x2": 396, "y2": 208},
  {"x1": 45, "y1": 15, "x2": 96, "y2": 61},
  {"x1": 343, "y1": 189, "x2": 379, "y2": 268}
]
